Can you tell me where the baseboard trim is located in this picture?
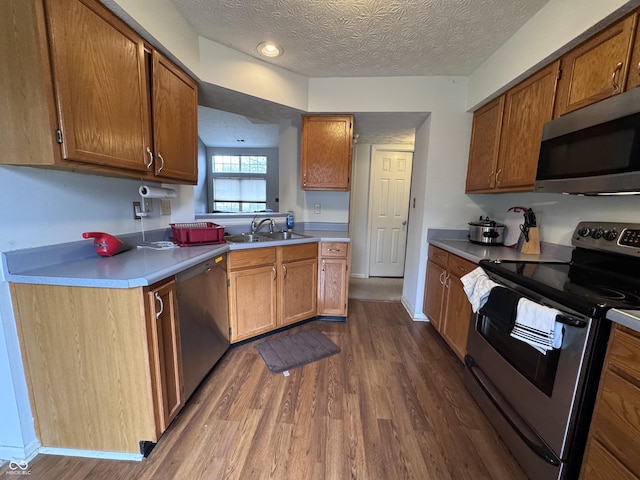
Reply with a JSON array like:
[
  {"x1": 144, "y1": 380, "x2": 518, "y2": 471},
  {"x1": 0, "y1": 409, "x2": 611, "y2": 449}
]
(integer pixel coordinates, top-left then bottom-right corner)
[
  {"x1": 0, "y1": 439, "x2": 39, "y2": 463},
  {"x1": 38, "y1": 447, "x2": 143, "y2": 462}
]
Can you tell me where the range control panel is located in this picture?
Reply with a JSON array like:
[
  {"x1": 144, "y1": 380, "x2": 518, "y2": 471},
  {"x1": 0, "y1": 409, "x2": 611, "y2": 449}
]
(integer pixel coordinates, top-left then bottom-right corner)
[{"x1": 573, "y1": 221, "x2": 640, "y2": 256}]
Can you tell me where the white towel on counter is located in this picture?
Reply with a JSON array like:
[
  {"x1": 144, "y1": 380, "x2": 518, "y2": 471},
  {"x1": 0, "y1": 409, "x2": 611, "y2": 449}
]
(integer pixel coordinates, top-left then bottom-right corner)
[
  {"x1": 510, "y1": 297, "x2": 563, "y2": 354},
  {"x1": 460, "y1": 267, "x2": 499, "y2": 313}
]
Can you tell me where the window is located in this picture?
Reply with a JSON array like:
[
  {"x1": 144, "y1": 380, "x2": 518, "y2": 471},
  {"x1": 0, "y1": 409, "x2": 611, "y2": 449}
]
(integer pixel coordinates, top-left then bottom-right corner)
[{"x1": 211, "y1": 155, "x2": 267, "y2": 212}]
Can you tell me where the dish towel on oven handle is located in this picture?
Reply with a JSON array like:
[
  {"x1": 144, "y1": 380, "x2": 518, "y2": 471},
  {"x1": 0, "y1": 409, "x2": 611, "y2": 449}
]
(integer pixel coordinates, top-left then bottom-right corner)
[
  {"x1": 511, "y1": 297, "x2": 563, "y2": 354},
  {"x1": 460, "y1": 266, "x2": 499, "y2": 313}
]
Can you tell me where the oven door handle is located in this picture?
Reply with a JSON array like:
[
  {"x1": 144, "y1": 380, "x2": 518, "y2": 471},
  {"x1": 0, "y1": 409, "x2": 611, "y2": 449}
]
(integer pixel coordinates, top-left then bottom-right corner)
[
  {"x1": 464, "y1": 354, "x2": 561, "y2": 467},
  {"x1": 556, "y1": 314, "x2": 586, "y2": 328}
]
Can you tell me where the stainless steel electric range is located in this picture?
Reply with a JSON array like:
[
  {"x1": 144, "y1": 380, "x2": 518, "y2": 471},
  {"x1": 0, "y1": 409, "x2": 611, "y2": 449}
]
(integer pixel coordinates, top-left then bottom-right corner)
[{"x1": 464, "y1": 221, "x2": 640, "y2": 480}]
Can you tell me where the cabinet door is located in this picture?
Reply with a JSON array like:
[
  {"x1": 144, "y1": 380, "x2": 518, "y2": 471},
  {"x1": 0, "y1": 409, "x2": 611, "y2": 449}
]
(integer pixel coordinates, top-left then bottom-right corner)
[
  {"x1": 301, "y1": 115, "x2": 353, "y2": 191},
  {"x1": 423, "y1": 259, "x2": 447, "y2": 331},
  {"x1": 146, "y1": 280, "x2": 183, "y2": 436},
  {"x1": 152, "y1": 51, "x2": 198, "y2": 183},
  {"x1": 318, "y1": 257, "x2": 348, "y2": 316},
  {"x1": 555, "y1": 14, "x2": 637, "y2": 117},
  {"x1": 46, "y1": 0, "x2": 150, "y2": 171},
  {"x1": 626, "y1": 19, "x2": 640, "y2": 91},
  {"x1": 441, "y1": 260, "x2": 475, "y2": 362},
  {"x1": 280, "y1": 257, "x2": 318, "y2": 326},
  {"x1": 581, "y1": 326, "x2": 640, "y2": 478},
  {"x1": 496, "y1": 61, "x2": 559, "y2": 191},
  {"x1": 229, "y1": 265, "x2": 278, "y2": 342},
  {"x1": 465, "y1": 96, "x2": 504, "y2": 192}
]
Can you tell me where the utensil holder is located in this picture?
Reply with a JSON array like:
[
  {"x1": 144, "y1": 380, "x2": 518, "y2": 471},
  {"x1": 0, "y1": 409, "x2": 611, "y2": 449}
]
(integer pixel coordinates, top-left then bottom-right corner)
[{"x1": 520, "y1": 227, "x2": 540, "y2": 255}]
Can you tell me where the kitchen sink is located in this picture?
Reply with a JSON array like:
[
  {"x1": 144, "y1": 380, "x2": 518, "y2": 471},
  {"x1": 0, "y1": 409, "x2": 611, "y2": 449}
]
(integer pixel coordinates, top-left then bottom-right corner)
[
  {"x1": 259, "y1": 231, "x2": 307, "y2": 240},
  {"x1": 225, "y1": 231, "x2": 308, "y2": 243},
  {"x1": 224, "y1": 233, "x2": 267, "y2": 243}
]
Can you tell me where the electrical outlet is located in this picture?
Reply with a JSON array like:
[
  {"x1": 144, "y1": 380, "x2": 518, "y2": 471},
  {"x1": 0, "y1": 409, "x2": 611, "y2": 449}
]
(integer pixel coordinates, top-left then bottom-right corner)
[
  {"x1": 133, "y1": 201, "x2": 142, "y2": 220},
  {"x1": 314, "y1": 203, "x2": 321, "y2": 214},
  {"x1": 143, "y1": 198, "x2": 153, "y2": 212},
  {"x1": 160, "y1": 198, "x2": 171, "y2": 215}
]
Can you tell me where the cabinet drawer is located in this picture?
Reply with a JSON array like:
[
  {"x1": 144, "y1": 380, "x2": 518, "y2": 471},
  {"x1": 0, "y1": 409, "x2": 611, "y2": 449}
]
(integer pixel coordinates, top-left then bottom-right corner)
[
  {"x1": 281, "y1": 243, "x2": 318, "y2": 262},
  {"x1": 320, "y1": 242, "x2": 348, "y2": 258},
  {"x1": 229, "y1": 247, "x2": 276, "y2": 270},
  {"x1": 608, "y1": 326, "x2": 640, "y2": 381},
  {"x1": 581, "y1": 439, "x2": 638, "y2": 480},
  {"x1": 590, "y1": 367, "x2": 640, "y2": 476},
  {"x1": 448, "y1": 254, "x2": 476, "y2": 279},
  {"x1": 428, "y1": 245, "x2": 448, "y2": 268}
]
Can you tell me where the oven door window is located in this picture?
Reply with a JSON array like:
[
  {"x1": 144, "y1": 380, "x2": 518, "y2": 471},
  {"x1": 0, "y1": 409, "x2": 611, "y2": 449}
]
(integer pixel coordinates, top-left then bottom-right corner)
[{"x1": 477, "y1": 313, "x2": 560, "y2": 396}]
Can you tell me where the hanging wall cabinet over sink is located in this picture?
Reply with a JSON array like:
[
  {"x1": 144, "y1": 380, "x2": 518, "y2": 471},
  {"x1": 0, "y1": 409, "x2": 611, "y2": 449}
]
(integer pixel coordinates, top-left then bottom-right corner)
[
  {"x1": 300, "y1": 115, "x2": 354, "y2": 191},
  {"x1": 1, "y1": 0, "x2": 197, "y2": 184}
]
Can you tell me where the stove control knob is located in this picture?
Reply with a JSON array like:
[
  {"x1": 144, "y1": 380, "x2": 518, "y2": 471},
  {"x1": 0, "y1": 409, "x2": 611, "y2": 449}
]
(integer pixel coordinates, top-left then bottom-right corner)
[
  {"x1": 578, "y1": 226, "x2": 591, "y2": 237},
  {"x1": 591, "y1": 228, "x2": 603, "y2": 239},
  {"x1": 604, "y1": 229, "x2": 618, "y2": 241}
]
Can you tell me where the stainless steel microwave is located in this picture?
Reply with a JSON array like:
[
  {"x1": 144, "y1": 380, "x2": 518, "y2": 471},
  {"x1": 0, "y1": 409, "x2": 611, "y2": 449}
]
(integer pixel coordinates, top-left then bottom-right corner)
[{"x1": 535, "y1": 87, "x2": 640, "y2": 195}]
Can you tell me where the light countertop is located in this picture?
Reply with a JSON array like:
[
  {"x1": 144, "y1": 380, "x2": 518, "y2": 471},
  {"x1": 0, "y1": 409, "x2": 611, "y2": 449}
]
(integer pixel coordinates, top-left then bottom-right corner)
[
  {"x1": 606, "y1": 309, "x2": 640, "y2": 333},
  {"x1": 429, "y1": 239, "x2": 572, "y2": 264},
  {"x1": 2, "y1": 229, "x2": 349, "y2": 288}
]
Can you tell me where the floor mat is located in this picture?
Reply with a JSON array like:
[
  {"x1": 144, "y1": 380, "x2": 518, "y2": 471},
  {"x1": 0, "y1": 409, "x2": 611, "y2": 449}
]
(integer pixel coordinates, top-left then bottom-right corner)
[{"x1": 256, "y1": 330, "x2": 340, "y2": 373}]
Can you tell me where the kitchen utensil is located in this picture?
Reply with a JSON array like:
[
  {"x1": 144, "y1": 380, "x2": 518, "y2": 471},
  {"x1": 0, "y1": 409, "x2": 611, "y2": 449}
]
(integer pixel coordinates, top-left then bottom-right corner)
[
  {"x1": 468, "y1": 217, "x2": 506, "y2": 245},
  {"x1": 82, "y1": 232, "x2": 131, "y2": 257}
]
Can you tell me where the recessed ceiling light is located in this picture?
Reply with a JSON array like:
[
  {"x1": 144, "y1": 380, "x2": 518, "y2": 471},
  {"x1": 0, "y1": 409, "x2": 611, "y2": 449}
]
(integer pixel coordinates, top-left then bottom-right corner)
[{"x1": 257, "y1": 41, "x2": 283, "y2": 58}]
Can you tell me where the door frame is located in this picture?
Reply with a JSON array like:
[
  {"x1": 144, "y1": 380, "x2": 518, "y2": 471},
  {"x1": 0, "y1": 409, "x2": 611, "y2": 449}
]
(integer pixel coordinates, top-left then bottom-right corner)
[{"x1": 364, "y1": 145, "x2": 415, "y2": 278}]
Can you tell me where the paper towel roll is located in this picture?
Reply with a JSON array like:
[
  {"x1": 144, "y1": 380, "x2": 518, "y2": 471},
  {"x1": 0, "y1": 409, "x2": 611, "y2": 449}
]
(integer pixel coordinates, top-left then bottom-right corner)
[{"x1": 139, "y1": 185, "x2": 177, "y2": 199}]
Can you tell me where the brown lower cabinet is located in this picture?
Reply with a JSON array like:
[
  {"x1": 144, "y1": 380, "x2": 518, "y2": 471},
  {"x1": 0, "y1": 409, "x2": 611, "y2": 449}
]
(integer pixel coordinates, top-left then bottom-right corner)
[
  {"x1": 580, "y1": 324, "x2": 640, "y2": 479},
  {"x1": 423, "y1": 245, "x2": 476, "y2": 361},
  {"x1": 10, "y1": 278, "x2": 183, "y2": 454},
  {"x1": 228, "y1": 243, "x2": 318, "y2": 342},
  {"x1": 317, "y1": 242, "x2": 350, "y2": 317}
]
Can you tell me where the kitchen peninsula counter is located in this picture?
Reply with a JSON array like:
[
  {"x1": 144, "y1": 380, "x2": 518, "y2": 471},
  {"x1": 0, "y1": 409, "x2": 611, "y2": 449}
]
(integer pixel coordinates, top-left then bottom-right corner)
[{"x1": 2, "y1": 229, "x2": 349, "y2": 288}]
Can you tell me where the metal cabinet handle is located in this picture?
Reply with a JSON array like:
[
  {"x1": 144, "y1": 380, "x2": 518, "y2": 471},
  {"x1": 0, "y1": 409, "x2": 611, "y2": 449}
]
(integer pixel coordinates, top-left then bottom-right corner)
[
  {"x1": 328, "y1": 248, "x2": 341, "y2": 252},
  {"x1": 488, "y1": 171, "x2": 494, "y2": 185},
  {"x1": 157, "y1": 152, "x2": 165, "y2": 173},
  {"x1": 154, "y1": 292, "x2": 164, "y2": 319},
  {"x1": 282, "y1": 264, "x2": 287, "y2": 279},
  {"x1": 495, "y1": 169, "x2": 502, "y2": 185},
  {"x1": 612, "y1": 61, "x2": 623, "y2": 92},
  {"x1": 272, "y1": 266, "x2": 277, "y2": 280},
  {"x1": 439, "y1": 271, "x2": 445, "y2": 285},
  {"x1": 322, "y1": 259, "x2": 325, "y2": 272},
  {"x1": 145, "y1": 147, "x2": 154, "y2": 169},
  {"x1": 637, "y1": 60, "x2": 640, "y2": 78},
  {"x1": 444, "y1": 274, "x2": 450, "y2": 288}
]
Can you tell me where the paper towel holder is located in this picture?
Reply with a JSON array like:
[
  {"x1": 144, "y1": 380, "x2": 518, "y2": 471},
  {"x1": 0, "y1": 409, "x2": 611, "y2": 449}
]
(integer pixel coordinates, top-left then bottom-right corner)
[{"x1": 135, "y1": 185, "x2": 178, "y2": 217}]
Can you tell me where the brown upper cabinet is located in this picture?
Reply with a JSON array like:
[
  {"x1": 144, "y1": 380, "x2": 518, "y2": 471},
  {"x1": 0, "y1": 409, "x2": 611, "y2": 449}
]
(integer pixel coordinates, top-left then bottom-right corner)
[
  {"x1": 465, "y1": 62, "x2": 559, "y2": 193},
  {"x1": 301, "y1": 115, "x2": 354, "y2": 191},
  {"x1": 626, "y1": 18, "x2": 640, "y2": 90},
  {"x1": 554, "y1": 13, "x2": 638, "y2": 117},
  {"x1": 1, "y1": 0, "x2": 197, "y2": 184}
]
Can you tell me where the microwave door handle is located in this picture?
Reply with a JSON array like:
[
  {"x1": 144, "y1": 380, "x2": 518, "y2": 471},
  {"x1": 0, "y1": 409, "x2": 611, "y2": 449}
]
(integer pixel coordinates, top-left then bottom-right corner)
[{"x1": 464, "y1": 355, "x2": 562, "y2": 467}]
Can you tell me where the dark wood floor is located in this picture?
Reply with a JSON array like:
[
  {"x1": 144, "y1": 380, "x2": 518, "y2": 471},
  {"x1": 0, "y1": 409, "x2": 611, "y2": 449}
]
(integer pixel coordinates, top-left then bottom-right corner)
[{"x1": 19, "y1": 299, "x2": 526, "y2": 479}]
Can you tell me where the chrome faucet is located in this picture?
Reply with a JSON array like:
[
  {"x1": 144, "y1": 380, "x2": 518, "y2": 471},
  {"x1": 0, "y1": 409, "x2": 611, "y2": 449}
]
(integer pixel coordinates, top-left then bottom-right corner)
[{"x1": 251, "y1": 217, "x2": 275, "y2": 234}]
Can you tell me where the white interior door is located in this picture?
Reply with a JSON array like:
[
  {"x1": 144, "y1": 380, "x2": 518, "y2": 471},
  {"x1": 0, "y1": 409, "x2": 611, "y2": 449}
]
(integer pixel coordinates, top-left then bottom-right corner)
[{"x1": 368, "y1": 149, "x2": 413, "y2": 277}]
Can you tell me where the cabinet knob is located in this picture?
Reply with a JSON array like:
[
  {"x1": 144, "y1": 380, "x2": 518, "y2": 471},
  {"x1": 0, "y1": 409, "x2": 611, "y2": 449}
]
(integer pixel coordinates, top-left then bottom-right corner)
[
  {"x1": 495, "y1": 169, "x2": 502, "y2": 185},
  {"x1": 154, "y1": 292, "x2": 164, "y2": 319},
  {"x1": 145, "y1": 147, "x2": 154, "y2": 169},
  {"x1": 612, "y1": 61, "x2": 623, "y2": 92},
  {"x1": 157, "y1": 152, "x2": 165, "y2": 173}
]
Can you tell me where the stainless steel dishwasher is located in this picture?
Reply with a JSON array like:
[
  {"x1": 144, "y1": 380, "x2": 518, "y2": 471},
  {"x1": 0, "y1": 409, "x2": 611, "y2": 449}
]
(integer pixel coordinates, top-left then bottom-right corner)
[{"x1": 176, "y1": 253, "x2": 229, "y2": 400}]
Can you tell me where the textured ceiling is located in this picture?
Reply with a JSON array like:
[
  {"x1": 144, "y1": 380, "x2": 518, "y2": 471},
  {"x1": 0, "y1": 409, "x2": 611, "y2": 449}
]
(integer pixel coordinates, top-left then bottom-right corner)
[
  {"x1": 169, "y1": 0, "x2": 550, "y2": 78},
  {"x1": 160, "y1": 0, "x2": 551, "y2": 146}
]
